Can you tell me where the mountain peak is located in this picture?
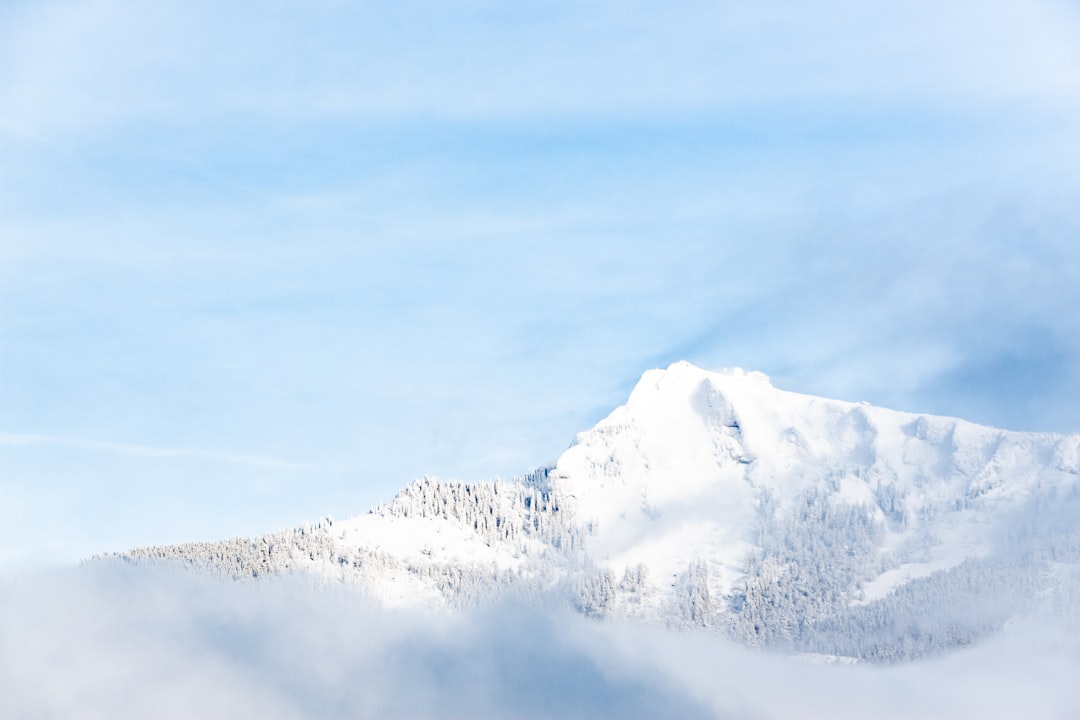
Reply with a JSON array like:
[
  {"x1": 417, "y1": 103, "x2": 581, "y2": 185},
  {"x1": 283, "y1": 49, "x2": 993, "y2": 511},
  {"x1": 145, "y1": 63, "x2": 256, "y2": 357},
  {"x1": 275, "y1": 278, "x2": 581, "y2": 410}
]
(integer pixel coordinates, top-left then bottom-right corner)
[
  {"x1": 104, "y1": 361, "x2": 1080, "y2": 663},
  {"x1": 623, "y1": 362, "x2": 775, "y2": 423},
  {"x1": 554, "y1": 360, "x2": 1078, "y2": 599},
  {"x1": 637, "y1": 361, "x2": 773, "y2": 394}
]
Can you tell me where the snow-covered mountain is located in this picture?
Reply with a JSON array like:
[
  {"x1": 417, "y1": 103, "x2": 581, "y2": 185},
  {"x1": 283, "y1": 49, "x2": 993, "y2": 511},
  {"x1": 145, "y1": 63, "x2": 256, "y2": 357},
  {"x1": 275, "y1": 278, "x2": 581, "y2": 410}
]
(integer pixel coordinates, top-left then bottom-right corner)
[{"x1": 105, "y1": 362, "x2": 1080, "y2": 661}]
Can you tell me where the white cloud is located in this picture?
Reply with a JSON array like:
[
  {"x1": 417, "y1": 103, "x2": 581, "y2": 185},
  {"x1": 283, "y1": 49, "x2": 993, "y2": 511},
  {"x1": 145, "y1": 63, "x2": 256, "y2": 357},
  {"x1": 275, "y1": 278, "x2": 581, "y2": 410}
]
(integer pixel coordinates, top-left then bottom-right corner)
[{"x1": 1, "y1": 567, "x2": 1078, "y2": 719}]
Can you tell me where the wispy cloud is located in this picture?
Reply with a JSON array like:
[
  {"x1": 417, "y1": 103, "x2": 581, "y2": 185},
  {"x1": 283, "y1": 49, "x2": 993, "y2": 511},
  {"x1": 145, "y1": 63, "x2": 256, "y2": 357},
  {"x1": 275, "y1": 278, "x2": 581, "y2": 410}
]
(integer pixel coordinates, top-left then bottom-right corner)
[
  {"x1": 2, "y1": 0, "x2": 1079, "y2": 139},
  {"x1": 0, "y1": 432, "x2": 299, "y2": 469}
]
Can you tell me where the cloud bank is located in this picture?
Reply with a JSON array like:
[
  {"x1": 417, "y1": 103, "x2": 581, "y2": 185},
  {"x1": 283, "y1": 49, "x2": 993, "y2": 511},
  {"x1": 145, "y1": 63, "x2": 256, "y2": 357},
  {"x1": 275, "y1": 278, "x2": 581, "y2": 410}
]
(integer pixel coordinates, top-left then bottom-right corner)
[{"x1": 2, "y1": 566, "x2": 1079, "y2": 719}]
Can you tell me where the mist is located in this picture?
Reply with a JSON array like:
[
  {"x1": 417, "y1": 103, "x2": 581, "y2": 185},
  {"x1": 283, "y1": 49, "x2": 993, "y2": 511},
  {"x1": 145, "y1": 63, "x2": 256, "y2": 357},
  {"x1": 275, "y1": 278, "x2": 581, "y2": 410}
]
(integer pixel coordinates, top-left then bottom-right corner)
[{"x1": 2, "y1": 565, "x2": 1078, "y2": 719}]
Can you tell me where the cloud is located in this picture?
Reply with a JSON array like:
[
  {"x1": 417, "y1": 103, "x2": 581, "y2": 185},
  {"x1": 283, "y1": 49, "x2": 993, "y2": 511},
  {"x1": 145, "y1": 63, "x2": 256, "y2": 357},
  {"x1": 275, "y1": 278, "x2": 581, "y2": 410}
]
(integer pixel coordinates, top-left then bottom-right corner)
[
  {"x1": 2, "y1": 0, "x2": 1079, "y2": 139},
  {"x1": 0, "y1": 567, "x2": 712, "y2": 720},
  {"x1": 0, "y1": 432, "x2": 298, "y2": 468},
  {"x1": 1, "y1": 566, "x2": 1078, "y2": 719}
]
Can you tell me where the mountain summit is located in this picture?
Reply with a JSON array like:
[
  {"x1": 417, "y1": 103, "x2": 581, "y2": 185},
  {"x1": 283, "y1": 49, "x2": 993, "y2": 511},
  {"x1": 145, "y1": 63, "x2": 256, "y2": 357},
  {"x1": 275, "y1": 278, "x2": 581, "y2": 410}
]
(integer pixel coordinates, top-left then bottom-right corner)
[
  {"x1": 556, "y1": 362, "x2": 1078, "y2": 601},
  {"x1": 107, "y1": 362, "x2": 1080, "y2": 661}
]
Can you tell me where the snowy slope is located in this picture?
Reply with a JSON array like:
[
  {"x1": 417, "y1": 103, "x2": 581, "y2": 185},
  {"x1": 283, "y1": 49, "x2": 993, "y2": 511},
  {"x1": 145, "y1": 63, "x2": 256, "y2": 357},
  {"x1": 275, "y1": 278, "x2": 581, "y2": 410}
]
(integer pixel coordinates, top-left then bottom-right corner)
[
  {"x1": 104, "y1": 362, "x2": 1080, "y2": 660},
  {"x1": 554, "y1": 362, "x2": 1080, "y2": 606}
]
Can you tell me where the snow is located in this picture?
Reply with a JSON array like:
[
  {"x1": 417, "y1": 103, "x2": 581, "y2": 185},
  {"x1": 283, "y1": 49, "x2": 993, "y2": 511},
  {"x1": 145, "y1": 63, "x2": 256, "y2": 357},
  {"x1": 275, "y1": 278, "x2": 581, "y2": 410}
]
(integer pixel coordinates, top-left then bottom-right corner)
[
  {"x1": 334, "y1": 513, "x2": 522, "y2": 571},
  {"x1": 551, "y1": 361, "x2": 1078, "y2": 610},
  {"x1": 110, "y1": 360, "x2": 1080, "y2": 654},
  {"x1": 553, "y1": 363, "x2": 760, "y2": 592}
]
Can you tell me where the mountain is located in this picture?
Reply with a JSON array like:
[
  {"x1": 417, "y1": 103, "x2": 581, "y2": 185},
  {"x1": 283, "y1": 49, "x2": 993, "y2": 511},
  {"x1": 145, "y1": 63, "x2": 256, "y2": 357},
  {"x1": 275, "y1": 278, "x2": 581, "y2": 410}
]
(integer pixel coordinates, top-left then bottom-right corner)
[{"x1": 104, "y1": 362, "x2": 1080, "y2": 661}]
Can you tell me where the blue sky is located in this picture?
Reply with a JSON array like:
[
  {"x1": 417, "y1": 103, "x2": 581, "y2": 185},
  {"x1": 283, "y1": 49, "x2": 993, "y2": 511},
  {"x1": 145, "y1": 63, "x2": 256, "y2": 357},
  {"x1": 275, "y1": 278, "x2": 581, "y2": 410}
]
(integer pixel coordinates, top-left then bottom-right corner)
[{"x1": 2, "y1": 0, "x2": 1080, "y2": 568}]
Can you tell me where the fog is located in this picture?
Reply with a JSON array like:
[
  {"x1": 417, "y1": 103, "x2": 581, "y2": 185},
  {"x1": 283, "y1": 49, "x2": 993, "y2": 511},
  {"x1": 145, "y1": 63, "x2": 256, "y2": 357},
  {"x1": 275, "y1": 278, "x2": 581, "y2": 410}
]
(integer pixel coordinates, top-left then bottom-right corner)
[{"x1": 2, "y1": 566, "x2": 1078, "y2": 719}]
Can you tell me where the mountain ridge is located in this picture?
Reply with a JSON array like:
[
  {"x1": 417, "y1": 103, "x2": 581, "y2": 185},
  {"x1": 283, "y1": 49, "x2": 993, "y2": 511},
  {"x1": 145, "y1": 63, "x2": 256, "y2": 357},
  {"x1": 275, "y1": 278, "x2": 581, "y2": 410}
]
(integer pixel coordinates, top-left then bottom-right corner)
[{"x1": 101, "y1": 362, "x2": 1080, "y2": 661}]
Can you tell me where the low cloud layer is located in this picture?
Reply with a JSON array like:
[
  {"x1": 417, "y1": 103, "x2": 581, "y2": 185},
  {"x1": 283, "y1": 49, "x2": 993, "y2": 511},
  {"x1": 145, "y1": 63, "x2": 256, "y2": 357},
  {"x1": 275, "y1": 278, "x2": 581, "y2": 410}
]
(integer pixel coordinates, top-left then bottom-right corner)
[
  {"x1": 2, "y1": 566, "x2": 1079, "y2": 719},
  {"x1": 0, "y1": 567, "x2": 711, "y2": 720}
]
